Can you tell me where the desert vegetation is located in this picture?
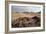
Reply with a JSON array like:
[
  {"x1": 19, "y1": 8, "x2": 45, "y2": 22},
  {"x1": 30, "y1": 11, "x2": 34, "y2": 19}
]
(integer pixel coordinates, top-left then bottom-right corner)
[{"x1": 11, "y1": 12, "x2": 41, "y2": 28}]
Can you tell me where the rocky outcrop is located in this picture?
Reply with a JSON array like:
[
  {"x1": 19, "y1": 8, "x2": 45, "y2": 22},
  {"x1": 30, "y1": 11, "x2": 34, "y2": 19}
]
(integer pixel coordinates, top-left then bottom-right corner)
[{"x1": 12, "y1": 16, "x2": 40, "y2": 28}]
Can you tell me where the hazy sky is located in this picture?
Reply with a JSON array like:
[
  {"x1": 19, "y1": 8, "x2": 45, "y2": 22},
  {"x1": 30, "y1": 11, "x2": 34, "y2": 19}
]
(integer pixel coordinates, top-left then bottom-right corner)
[{"x1": 11, "y1": 6, "x2": 41, "y2": 12}]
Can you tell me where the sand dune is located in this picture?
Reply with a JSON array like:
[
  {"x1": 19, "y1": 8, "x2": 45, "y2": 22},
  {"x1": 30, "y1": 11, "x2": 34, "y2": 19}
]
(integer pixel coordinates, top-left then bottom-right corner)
[{"x1": 12, "y1": 12, "x2": 40, "y2": 21}]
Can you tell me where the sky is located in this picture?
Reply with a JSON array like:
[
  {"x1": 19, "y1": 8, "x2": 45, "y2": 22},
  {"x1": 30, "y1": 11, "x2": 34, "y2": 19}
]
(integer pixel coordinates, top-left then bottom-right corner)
[{"x1": 11, "y1": 6, "x2": 41, "y2": 12}]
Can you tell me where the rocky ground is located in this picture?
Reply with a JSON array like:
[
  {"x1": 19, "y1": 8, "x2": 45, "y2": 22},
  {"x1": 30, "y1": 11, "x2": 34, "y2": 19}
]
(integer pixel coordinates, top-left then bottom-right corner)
[{"x1": 11, "y1": 12, "x2": 41, "y2": 28}]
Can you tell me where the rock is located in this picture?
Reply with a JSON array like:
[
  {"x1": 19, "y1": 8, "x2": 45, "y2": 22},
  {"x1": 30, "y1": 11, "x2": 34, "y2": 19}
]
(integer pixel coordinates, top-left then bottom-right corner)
[{"x1": 12, "y1": 16, "x2": 40, "y2": 28}]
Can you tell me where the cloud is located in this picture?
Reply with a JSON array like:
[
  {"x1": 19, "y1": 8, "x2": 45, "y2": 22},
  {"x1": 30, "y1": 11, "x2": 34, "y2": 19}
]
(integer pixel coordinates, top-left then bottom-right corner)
[{"x1": 11, "y1": 6, "x2": 41, "y2": 12}]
